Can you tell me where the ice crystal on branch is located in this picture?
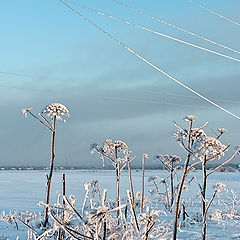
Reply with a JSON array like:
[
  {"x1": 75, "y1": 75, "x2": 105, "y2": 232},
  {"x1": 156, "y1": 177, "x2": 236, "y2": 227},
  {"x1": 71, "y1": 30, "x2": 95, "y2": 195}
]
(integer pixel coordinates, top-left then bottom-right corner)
[{"x1": 42, "y1": 103, "x2": 70, "y2": 122}]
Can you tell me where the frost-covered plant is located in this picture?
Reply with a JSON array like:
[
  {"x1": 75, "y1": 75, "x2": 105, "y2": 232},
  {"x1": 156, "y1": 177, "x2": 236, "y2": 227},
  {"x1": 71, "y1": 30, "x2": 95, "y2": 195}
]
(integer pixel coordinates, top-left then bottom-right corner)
[
  {"x1": 141, "y1": 153, "x2": 148, "y2": 213},
  {"x1": 172, "y1": 116, "x2": 240, "y2": 240},
  {"x1": 172, "y1": 116, "x2": 235, "y2": 240},
  {"x1": 90, "y1": 139, "x2": 130, "y2": 224},
  {"x1": 191, "y1": 136, "x2": 227, "y2": 161},
  {"x1": 172, "y1": 115, "x2": 198, "y2": 240},
  {"x1": 22, "y1": 103, "x2": 69, "y2": 226},
  {"x1": 1, "y1": 176, "x2": 172, "y2": 239},
  {"x1": 155, "y1": 154, "x2": 181, "y2": 211}
]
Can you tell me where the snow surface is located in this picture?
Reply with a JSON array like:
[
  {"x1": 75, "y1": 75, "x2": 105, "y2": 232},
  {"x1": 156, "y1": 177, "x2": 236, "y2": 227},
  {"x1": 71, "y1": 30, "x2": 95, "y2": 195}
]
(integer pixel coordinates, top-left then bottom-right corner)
[{"x1": 1, "y1": 170, "x2": 240, "y2": 239}]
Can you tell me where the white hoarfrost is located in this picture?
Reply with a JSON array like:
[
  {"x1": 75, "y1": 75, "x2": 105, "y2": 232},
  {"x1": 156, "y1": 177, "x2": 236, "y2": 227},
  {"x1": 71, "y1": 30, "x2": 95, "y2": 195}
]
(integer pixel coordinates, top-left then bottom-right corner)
[
  {"x1": 191, "y1": 136, "x2": 227, "y2": 160},
  {"x1": 42, "y1": 103, "x2": 70, "y2": 122}
]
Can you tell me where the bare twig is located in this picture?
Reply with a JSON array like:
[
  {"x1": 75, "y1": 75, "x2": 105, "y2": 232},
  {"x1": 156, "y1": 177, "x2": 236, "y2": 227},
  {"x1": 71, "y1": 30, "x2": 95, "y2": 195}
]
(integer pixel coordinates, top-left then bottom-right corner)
[
  {"x1": 63, "y1": 196, "x2": 83, "y2": 220},
  {"x1": 28, "y1": 111, "x2": 53, "y2": 131},
  {"x1": 141, "y1": 154, "x2": 146, "y2": 212},
  {"x1": 207, "y1": 153, "x2": 237, "y2": 177},
  {"x1": 173, "y1": 119, "x2": 193, "y2": 240},
  {"x1": 127, "y1": 190, "x2": 139, "y2": 232},
  {"x1": 44, "y1": 115, "x2": 56, "y2": 226}
]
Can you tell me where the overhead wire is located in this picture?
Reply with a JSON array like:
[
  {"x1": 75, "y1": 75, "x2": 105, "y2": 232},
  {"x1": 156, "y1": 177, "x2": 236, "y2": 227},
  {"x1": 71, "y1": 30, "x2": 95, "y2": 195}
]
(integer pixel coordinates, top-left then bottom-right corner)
[
  {"x1": 186, "y1": 0, "x2": 240, "y2": 27},
  {"x1": 111, "y1": 0, "x2": 240, "y2": 55},
  {"x1": 59, "y1": 0, "x2": 240, "y2": 120},
  {"x1": 64, "y1": 0, "x2": 240, "y2": 63}
]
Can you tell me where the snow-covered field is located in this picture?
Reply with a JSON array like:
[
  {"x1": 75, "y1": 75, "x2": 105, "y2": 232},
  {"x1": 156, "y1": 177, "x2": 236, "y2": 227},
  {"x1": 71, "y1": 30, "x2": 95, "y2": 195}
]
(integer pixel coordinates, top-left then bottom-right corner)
[{"x1": 1, "y1": 170, "x2": 240, "y2": 239}]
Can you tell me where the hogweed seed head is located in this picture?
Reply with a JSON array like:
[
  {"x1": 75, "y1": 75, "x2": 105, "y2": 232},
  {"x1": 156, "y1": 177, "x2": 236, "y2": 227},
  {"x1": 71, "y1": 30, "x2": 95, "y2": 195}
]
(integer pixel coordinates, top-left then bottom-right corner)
[
  {"x1": 84, "y1": 182, "x2": 91, "y2": 191},
  {"x1": 143, "y1": 153, "x2": 149, "y2": 159},
  {"x1": 184, "y1": 115, "x2": 197, "y2": 122},
  {"x1": 191, "y1": 136, "x2": 227, "y2": 160},
  {"x1": 218, "y1": 128, "x2": 227, "y2": 134},
  {"x1": 234, "y1": 146, "x2": 240, "y2": 155},
  {"x1": 42, "y1": 103, "x2": 70, "y2": 122},
  {"x1": 148, "y1": 175, "x2": 158, "y2": 182},
  {"x1": 102, "y1": 139, "x2": 129, "y2": 160},
  {"x1": 213, "y1": 182, "x2": 227, "y2": 193},
  {"x1": 173, "y1": 127, "x2": 206, "y2": 143},
  {"x1": 21, "y1": 108, "x2": 32, "y2": 118},
  {"x1": 89, "y1": 143, "x2": 99, "y2": 154}
]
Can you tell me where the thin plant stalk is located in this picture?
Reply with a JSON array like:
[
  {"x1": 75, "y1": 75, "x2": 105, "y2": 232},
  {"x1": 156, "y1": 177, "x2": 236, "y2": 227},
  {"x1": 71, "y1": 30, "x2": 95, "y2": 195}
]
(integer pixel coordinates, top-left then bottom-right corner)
[
  {"x1": 127, "y1": 157, "x2": 139, "y2": 230},
  {"x1": 102, "y1": 189, "x2": 107, "y2": 240},
  {"x1": 116, "y1": 161, "x2": 120, "y2": 224},
  {"x1": 127, "y1": 157, "x2": 135, "y2": 207},
  {"x1": 170, "y1": 161, "x2": 174, "y2": 210},
  {"x1": 44, "y1": 115, "x2": 56, "y2": 227},
  {"x1": 202, "y1": 155, "x2": 207, "y2": 240},
  {"x1": 102, "y1": 189, "x2": 107, "y2": 206},
  {"x1": 141, "y1": 154, "x2": 146, "y2": 212},
  {"x1": 163, "y1": 181, "x2": 170, "y2": 210},
  {"x1": 127, "y1": 190, "x2": 139, "y2": 232},
  {"x1": 82, "y1": 184, "x2": 90, "y2": 215},
  {"x1": 173, "y1": 120, "x2": 193, "y2": 240},
  {"x1": 62, "y1": 173, "x2": 66, "y2": 221},
  {"x1": 58, "y1": 173, "x2": 66, "y2": 240},
  {"x1": 114, "y1": 146, "x2": 121, "y2": 224}
]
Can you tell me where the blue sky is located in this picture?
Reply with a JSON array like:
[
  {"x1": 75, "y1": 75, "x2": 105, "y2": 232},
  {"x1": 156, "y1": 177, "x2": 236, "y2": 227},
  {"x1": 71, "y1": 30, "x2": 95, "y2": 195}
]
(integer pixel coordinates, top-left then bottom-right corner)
[{"x1": 0, "y1": 0, "x2": 240, "y2": 167}]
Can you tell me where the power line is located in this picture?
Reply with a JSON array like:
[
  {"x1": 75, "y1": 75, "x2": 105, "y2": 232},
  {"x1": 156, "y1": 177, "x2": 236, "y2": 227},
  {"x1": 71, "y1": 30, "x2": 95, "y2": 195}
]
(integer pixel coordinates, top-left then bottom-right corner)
[
  {"x1": 111, "y1": 0, "x2": 240, "y2": 55},
  {"x1": 59, "y1": 0, "x2": 240, "y2": 121},
  {"x1": 65, "y1": 0, "x2": 240, "y2": 63},
  {"x1": 186, "y1": 0, "x2": 240, "y2": 27}
]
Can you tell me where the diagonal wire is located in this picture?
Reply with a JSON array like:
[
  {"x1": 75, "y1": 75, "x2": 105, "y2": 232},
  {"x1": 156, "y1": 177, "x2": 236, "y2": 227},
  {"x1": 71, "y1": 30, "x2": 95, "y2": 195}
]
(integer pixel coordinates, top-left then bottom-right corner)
[
  {"x1": 59, "y1": 0, "x2": 240, "y2": 121},
  {"x1": 111, "y1": 0, "x2": 240, "y2": 55},
  {"x1": 186, "y1": 0, "x2": 240, "y2": 27},
  {"x1": 64, "y1": 0, "x2": 240, "y2": 63}
]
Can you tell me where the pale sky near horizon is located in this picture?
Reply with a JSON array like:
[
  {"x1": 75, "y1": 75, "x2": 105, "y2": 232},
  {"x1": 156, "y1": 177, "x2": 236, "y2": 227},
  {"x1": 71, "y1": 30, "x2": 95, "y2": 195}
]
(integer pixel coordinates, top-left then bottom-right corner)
[{"x1": 0, "y1": 0, "x2": 240, "y2": 167}]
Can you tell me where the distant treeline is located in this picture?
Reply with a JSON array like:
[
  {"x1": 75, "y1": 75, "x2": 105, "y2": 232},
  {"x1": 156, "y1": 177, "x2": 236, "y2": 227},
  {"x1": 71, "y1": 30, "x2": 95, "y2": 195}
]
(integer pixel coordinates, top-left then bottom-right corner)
[{"x1": 0, "y1": 164, "x2": 239, "y2": 172}]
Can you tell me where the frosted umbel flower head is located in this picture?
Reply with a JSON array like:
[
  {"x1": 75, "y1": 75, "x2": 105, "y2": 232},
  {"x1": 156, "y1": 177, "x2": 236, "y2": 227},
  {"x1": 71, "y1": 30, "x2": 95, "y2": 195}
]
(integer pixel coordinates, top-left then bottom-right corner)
[
  {"x1": 21, "y1": 108, "x2": 32, "y2": 118},
  {"x1": 218, "y1": 128, "x2": 227, "y2": 134},
  {"x1": 42, "y1": 103, "x2": 70, "y2": 122},
  {"x1": 184, "y1": 115, "x2": 197, "y2": 122},
  {"x1": 191, "y1": 136, "x2": 228, "y2": 161},
  {"x1": 21, "y1": 102, "x2": 70, "y2": 226}
]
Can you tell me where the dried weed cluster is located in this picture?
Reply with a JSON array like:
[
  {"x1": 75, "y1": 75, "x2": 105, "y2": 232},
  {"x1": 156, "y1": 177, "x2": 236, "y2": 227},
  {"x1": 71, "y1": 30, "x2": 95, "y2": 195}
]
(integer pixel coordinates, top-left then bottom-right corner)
[{"x1": 1, "y1": 114, "x2": 240, "y2": 240}]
